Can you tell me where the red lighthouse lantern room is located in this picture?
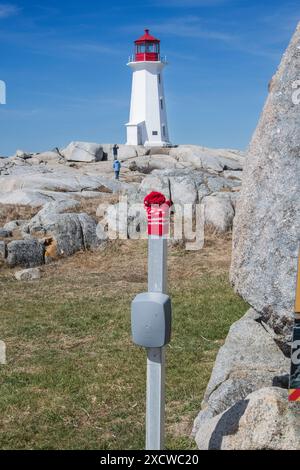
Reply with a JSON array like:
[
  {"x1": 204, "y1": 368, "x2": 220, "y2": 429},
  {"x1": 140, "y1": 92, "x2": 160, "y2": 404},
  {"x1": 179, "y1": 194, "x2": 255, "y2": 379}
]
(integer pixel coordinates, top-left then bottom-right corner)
[{"x1": 134, "y1": 29, "x2": 160, "y2": 62}]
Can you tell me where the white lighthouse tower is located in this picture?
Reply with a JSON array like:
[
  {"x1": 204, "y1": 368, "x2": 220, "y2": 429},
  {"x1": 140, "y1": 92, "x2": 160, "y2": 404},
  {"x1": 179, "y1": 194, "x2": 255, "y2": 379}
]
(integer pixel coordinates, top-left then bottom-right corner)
[{"x1": 126, "y1": 29, "x2": 171, "y2": 147}]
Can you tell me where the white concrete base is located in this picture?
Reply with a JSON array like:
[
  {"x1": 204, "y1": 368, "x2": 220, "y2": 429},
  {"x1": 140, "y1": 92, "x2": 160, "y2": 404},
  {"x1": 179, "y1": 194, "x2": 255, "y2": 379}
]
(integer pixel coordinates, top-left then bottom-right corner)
[{"x1": 144, "y1": 141, "x2": 172, "y2": 148}]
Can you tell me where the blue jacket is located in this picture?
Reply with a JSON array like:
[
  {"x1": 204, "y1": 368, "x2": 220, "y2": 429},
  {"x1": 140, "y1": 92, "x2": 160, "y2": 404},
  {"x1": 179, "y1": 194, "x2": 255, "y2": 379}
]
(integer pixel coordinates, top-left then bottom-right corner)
[{"x1": 113, "y1": 160, "x2": 121, "y2": 171}]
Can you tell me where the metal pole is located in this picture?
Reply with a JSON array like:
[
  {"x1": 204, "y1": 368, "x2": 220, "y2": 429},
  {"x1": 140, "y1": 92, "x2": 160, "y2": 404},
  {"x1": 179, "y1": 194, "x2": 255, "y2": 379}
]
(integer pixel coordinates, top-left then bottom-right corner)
[{"x1": 146, "y1": 236, "x2": 168, "y2": 450}]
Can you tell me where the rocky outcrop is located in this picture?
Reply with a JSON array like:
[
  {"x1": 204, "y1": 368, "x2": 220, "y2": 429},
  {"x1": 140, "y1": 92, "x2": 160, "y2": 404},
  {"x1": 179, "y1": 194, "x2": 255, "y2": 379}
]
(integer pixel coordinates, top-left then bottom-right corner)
[
  {"x1": 0, "y1": 168, "x2": 111, "y2": 193},
  {"x1": 193, "y1": 309, "x2": 289, "y2": 438},
  {"x1": 169, "y1": 146, "x2": 244, "y2": 173},
  {"x1": 61, "y1": 141, "x2": 104, "y2": 162},
  {"x1": 124, "y1": 154, "x2": 181, "y2": 172},
  {"x1": 14, "y1": 150, "x2": 33, "y2": 160},
  {"x1": 0, "y1": 143, "x2": 244, "y2": 212},
  {"x1": 141, "y1": 169, "x2": 239, "y2": 202},
  {"x1": 0, "y1": 241, "x2": 6, "y2": 259},
  {"x1": 102, "y1": 167, "x2": 240, "y2": 240},
  {"x1": 0, "y1": 163, "x2": 131, "y2": 207},
  {"x1": 138, "y1": 169, "x2": 239, "y2": 232},
  {"x1": 30, "y1": 151, "x2": 62, "y2": 165},
  {"x1": 195, "y1": 23, "x2": 300, "y2": 451},
  {"x1": 0, "y1": 142, "x2": 244, "y2": 266},
  {"x1": 28, "y1": 199, "x2": 80, "y2": 218},
  {"x1": 195, "y1": 387, "x2": 300, "y2": 450},
  {"x1": 6, "y1": 239, "x2": 45, "y2": 268},
  {"x1": 230, "y1": 23, "x2": 300, "y2": 336},
  {"x1": 196, "y1": 387, "x2": 300, "y2": 450},
  {"x1": 3, "y1": 220, "x2": 29, "y2": 232},
  {"x1": 15, "y1": 267, "x2": 41, "y2": 281},
  {"x1": 0, "y1": 228, "x2": 11, "y2": 238},
  {"x1": 195, "y1": 313, "x2": 296, "y2": 451},
  {"x1": 204, "y1": 193, "x2": 235, "y2": 232},
  {"x1": 27, "y1": 204, "x2": 104, "y2": 261},
  {"x1": 0, "y1": 189, "x2": 61, "y2": 208},
  {"x1": 0, "y1": 199, "x2": 107, "y2": 268},
  {"x1": 101, "y1": 144, "x2": 146, "y2": 161}
]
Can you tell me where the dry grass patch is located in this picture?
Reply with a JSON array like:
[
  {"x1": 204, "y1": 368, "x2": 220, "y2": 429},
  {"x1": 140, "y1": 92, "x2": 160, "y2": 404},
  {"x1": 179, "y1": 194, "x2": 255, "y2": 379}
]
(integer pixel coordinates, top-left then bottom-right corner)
[
  {"x1": 0, "y1": 204, "x2": 40, "y2": 226},
  {"x1": 72, "y1": 195, "x2": 121, "y2": 219},
  {"x1": 0, "y1": 234, "x2": 248, "y2": 449}
]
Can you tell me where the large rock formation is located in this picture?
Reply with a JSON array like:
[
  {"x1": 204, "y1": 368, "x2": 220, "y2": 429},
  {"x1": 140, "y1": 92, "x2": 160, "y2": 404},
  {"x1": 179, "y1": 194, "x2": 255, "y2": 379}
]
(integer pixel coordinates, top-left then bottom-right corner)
[
  {"x1": 139, "y1": 169, "x2": 240, "y2": 232},
  {"x1": 61, "y1": 141, "x2": 104, "y2": 163},
  {"x1": 195, "y1": 23, "x2": 300, "y2": 451},
  {"x1": 26, "y1": 202, "x2": 104, "y2": 261},
  {"x1": 0, "y1": 142, "x2": 244, "y2": 265},
  {"x1": 0, "y1": 200, "x2": 107, "y2": 268},
  {"x1": 195, "y1": 387, "x2": 300, "y2": 450},
  {"x1": 168, "y1": 146, "x2": 244, "y2": 173},
  {"x1": 0, "y1": 163, "x2": 131, "y2": 207},
  {"x1": 193, "y1": 309, "x2": 289, "y2": 437},
  {"x1": 204, "y1": 193, "x2": 235, "y2": 232},
  {"x1": 6, "y1": 239, "x2": 45, "y2": 268},
  {"x1": 230, "y1": 23, "x2": 300, "y2": 336},
  {"x1": 101, "y1": 144, "x2": 145, "y2": 161}
]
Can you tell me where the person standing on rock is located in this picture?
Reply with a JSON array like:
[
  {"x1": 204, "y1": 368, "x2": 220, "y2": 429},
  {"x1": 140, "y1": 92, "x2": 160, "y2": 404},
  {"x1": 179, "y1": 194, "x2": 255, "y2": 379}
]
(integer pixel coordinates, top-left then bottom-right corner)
[
  {"x1": 112, "y1": 144, "x2": 121, "y2": 179},
  {"x1": 113, "y1": 158, "x2": 121, "y2": 180},
  {"x1": 113, "y1": 144, "x2": 119, "y2": 159}
]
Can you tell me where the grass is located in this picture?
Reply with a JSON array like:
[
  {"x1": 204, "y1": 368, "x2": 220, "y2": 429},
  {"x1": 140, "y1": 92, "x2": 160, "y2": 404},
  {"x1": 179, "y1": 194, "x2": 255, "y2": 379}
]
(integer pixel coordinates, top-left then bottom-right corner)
[
  {"x1": 0, "y1": 235, "x2": 248, "y2": 450},
  {"x1": 0, "y1": 204, "x2": 40, "y2": 227}
]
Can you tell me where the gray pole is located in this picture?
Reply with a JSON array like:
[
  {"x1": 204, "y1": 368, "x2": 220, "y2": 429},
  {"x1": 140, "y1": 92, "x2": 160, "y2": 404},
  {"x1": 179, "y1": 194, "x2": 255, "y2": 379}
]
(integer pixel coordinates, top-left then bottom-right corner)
[{"x1": 146, "y1": 236, "x2": 168, "y2": 450}]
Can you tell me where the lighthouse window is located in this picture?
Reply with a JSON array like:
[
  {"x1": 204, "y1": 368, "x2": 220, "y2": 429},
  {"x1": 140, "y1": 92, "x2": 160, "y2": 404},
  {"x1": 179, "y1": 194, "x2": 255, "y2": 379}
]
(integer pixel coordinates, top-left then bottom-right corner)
[
  {"x1": 160, "y1": 98, "x2": 164, "y2": 110},
  {"x1": 162, "y1": 125, "x2": 166, "y2": 137},
  {"x1": 137, "y1": 44, "x2": 146, "y2": 53},
  {"x1": 158, "y1": 74, "x2": 161, "y2": 84},
  {"x1": 136, "y1": 42, "x2": 159, "y2": 55},
  {"x1": 146, "y1": 44, "x2": 155, "y2": 53},
  {"x1": 152, "y1": 131, "x2": 158, "y2": 136}
]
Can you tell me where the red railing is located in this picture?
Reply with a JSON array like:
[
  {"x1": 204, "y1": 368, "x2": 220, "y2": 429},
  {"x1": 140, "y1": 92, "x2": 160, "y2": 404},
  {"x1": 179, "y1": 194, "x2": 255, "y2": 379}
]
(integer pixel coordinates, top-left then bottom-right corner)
[{"x1": 128, "y1": 54, "x2": 167, "y2": 63}]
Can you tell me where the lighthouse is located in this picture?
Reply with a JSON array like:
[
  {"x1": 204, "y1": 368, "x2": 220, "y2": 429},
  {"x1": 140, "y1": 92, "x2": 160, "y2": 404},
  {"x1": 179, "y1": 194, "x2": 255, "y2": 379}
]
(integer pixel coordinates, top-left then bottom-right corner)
[{"x1": 126, "y1": 29, "x2": 171, "y2": 147}]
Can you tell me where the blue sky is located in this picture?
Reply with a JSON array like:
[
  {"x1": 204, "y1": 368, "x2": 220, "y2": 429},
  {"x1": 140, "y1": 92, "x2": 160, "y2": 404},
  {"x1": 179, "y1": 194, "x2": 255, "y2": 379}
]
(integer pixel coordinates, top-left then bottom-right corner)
[{"x1": 0, "y1": 0, "x2": 299, "y2": 155}]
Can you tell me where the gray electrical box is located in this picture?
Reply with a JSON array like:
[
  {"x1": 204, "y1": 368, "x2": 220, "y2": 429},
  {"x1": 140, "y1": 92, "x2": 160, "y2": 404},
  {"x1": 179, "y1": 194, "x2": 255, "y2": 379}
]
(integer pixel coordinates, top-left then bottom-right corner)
[{"x1": 131, "y1": 292, "x2": 172, "y2": 348}]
